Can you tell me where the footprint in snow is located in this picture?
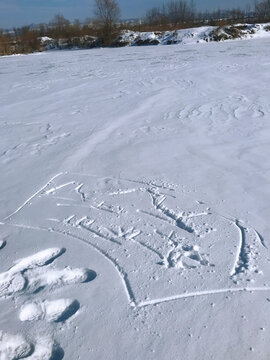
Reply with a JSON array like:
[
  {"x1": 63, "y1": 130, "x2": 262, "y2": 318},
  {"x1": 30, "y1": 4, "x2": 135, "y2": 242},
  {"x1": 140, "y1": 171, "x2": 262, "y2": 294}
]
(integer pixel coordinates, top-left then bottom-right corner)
[
  {"x1": 0, "y1": 247, "x2": 96, "y2": 298},
  {"x1": 20, "y1": 298, "x2": 80, "y2": 323},
  {"x1": 0, "y1": 247, "x2": 96, "y2": 359},
  {"x1": 0, "y1": 331, "x2": 64, "y2": 360},
  {"x1": 0, "y1": 331, "x2": 33, "y2": 360}
]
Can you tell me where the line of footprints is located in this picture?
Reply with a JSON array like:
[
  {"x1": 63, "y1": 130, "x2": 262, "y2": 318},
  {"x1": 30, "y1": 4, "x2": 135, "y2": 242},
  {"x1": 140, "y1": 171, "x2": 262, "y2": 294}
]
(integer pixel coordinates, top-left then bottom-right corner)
[{"x1": 0, "y1": 245, "x2": 97, "y2": 360}]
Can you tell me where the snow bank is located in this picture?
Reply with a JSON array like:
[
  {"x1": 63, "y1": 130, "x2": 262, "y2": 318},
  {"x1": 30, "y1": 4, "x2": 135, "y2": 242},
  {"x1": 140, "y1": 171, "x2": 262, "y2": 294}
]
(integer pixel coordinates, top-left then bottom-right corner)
[{"x1": 116, "y1": 23, "x2": 270, "y2": 46}]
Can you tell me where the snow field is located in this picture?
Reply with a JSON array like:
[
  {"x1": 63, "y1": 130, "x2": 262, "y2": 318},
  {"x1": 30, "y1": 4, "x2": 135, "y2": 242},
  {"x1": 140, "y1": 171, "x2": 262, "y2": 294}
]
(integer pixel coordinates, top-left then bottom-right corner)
[{"x1": 1, "y1": 36, "x2": 270, "y2": 359}]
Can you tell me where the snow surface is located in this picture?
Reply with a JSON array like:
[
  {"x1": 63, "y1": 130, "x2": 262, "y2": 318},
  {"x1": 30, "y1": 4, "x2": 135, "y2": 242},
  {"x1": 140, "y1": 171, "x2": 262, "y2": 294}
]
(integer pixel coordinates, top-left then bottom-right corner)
[{"x1": 1, "y1": 37, "x2": 270, "y2": 359}]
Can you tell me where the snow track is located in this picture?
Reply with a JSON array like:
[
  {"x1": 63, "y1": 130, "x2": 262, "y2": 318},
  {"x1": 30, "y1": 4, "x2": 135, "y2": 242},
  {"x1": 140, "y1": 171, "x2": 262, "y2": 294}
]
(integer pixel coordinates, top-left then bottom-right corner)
[{"x1": 1, "y1": 173, "x2": 268, "y2": 307}]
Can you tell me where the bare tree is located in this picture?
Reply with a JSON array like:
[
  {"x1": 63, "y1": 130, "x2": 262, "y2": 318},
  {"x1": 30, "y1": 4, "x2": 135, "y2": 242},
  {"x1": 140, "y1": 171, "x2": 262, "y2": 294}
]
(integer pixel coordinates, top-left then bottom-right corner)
[
  {"x1": 255, "y1": 0, "x2": 270, "y2": 20},
  {"x1": 49, "y1": 14, "x2": 71, "y2": 38},
  {"x1": 145, "y1": 7, "x2": 168, "y2": 25},
  {"x1": 49, "y1": 14, "x2": 70, "y2": 28},
  {"x1": 145, "y1": 0, "x2": 195, "y2": 26},
  {"x1": 167, "y1": 0, "x2": 195, "y2": 24},
  {"x1": 94, "y1": 0, "x2": 120, "y2": 45}
]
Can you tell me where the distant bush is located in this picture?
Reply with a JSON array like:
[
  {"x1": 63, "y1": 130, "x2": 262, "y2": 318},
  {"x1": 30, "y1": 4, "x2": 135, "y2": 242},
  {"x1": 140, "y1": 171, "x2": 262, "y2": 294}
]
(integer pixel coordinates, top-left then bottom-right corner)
[
  {"x1": 0, "y1": 32, "x2": 12, "y2": 55},
  {"x1": 0, "y1": 27, "x2": 41, "y2": 55},
  {"x1": 15, "y1": 27, "x2": 42, "y2": 53}
]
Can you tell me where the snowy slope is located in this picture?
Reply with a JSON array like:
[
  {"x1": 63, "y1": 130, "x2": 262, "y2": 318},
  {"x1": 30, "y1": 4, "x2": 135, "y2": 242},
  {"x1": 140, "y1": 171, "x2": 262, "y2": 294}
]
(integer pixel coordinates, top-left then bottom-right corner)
[{"x1": 1, "y1": 37, "x2": 270, "y2": 359}]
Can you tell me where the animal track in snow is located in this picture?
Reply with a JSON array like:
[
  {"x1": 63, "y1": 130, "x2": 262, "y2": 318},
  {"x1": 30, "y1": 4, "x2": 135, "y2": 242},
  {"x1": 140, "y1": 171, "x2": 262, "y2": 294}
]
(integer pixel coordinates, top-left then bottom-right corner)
[{"x1": 20, "y1": 298, "x2": 80, "y2": 323}]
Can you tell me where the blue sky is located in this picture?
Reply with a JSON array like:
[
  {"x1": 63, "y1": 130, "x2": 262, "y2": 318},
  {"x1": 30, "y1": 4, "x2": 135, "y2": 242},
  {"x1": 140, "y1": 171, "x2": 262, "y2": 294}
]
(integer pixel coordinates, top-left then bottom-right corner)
[{"x1": 0, "y1": 0, "x2": 252, "y2": 28}]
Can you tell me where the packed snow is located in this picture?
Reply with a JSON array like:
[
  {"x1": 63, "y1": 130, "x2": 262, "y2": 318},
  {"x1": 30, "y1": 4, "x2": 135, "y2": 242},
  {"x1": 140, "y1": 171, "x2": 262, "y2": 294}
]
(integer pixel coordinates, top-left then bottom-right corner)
[{"x1": 0, "y1": 36, "x2": 270, "y2": 359}]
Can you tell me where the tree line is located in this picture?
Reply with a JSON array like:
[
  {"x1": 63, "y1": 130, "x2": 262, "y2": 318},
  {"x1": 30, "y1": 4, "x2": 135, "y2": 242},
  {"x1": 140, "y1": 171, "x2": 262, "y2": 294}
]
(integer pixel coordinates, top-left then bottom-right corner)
[
  {"x1": 145, "y1": 0, "x2": 270, "y2": 26},
  {"x1": 1, "y1": 0, "x2": 270, "y2": 55}
]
